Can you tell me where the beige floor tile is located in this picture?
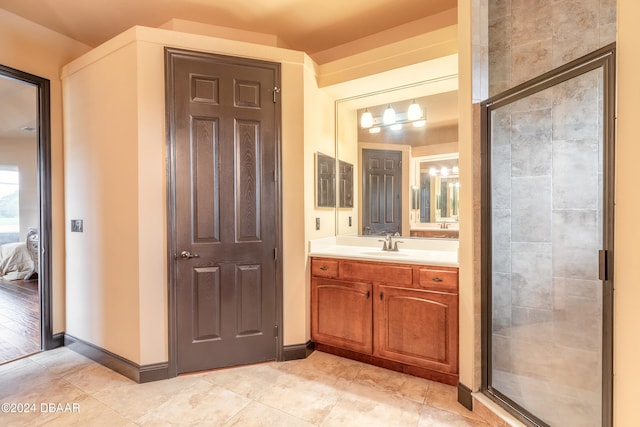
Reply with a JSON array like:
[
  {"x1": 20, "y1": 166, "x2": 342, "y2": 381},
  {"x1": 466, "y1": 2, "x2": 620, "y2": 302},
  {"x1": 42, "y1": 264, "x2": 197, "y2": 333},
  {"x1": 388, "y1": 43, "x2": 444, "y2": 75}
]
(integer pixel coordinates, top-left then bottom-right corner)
[
  {"x1": 419, "y1": 405, "x2": 490, "y2": 427},
  {"x1": 352, "y1": 363, "x2": 431, "y2": 404},
  {"x1": 424, "y1": 381, "x2": 485, "y2": 422},
  {"x1": 223, "y1": 400, "x2": 316, "y2": 427},
  {"x1": 322, "y1": 381, "x2": 422, "y2": 427},
  {"x1": 92, "y1": 374, "x2": 202, "y2": 423},
  {"x1": 29, "y1": 347, "x2": 96, "y2": 378},
  {"x1": 255, "y1": 371, "x2": 343, "y2": 425},
  {"x1": 1, "y1": 394, "x2": 135, "y2": 427},
  {"x1": 63, "y1": 363, "x2": 136, "y2": 394},
  {"x1": 199, "y1": 362, "x2": 286, "y2": 400},
  {"x1": 0, "y1": 358, "x2": 61, "y2": 401},
  {"x1": 0, "y1": 347, "x2": 499, "y2": 427},
  {"x1": 138, "y1": 379, "x2": 251, "y2": 426}
]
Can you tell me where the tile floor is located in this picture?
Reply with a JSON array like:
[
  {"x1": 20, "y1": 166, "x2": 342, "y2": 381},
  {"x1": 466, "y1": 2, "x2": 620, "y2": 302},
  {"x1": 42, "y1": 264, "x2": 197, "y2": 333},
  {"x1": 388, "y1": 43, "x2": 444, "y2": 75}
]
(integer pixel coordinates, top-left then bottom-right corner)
[{"x1": 0, "y1": 347, "x2": 490, "y2": 426}]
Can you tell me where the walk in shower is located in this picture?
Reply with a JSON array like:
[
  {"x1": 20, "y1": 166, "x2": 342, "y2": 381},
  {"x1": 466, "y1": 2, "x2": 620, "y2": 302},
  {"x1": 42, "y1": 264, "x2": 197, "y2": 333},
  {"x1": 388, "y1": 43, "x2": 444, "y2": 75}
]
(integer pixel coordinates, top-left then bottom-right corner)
[{"x1": 482, "y1": 46, "x2": 615, "y2": 427}]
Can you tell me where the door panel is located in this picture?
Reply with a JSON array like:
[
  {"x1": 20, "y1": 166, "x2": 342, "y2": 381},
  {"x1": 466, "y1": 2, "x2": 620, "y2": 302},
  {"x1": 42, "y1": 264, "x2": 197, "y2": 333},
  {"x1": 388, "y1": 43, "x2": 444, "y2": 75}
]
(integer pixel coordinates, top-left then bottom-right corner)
[
  {"x1": 362, "y1": 149, "x2": 402, "y2": 235},
  {"x1": 167, "y1": 49, "x2": 280, "y2": 374}
]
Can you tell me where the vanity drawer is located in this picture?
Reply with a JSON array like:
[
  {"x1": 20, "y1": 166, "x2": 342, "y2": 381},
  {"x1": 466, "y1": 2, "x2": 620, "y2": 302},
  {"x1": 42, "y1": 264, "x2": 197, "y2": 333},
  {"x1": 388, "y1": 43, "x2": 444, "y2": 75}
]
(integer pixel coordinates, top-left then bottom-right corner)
[
  {"x1": 417, "y1": 268, "x2": 458, "y2": 292},
  {"x1": 311, "y1": 258, "x2": 339, "y2": 278},
  {"x1": 341, "y1": 261, "x2": 413, "y2": 286}
]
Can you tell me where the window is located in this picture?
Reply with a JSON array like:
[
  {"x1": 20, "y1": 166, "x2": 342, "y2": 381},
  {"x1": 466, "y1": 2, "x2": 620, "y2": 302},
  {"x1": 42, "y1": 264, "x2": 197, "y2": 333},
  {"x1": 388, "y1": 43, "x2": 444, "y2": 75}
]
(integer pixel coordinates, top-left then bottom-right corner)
[{"x1": 0, "y1": 167, "x2": 20, "y2": 244}]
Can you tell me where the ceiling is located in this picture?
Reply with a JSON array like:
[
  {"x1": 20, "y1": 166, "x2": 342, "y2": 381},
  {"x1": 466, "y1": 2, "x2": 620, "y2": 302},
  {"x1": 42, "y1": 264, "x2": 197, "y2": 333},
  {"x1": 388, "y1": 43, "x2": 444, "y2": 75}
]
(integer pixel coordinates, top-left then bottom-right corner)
[
  {"x1": 0, "y1": 75, "x2": 37, "y2": 140},
  {"x1": 0, "y1": 0, "x2": 456, "y2": 55},
  {"x1": 0, "y1": 1, "x2": 458, "y2": 141}
]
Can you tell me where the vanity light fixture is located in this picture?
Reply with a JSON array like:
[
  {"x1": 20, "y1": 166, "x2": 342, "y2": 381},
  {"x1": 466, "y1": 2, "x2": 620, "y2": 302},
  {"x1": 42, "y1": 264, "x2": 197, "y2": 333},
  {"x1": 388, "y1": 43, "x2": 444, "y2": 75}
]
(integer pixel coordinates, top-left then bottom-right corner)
[
  {"x1": 383, "y1": 104, "x2": 396, "y2": 125},
  {"x1": 407, "y1": 100, "x2": 422, "y2": 121},
  {"x1": 429, "y1": 167, "x2": 437, "y2": 176},
  {"x1": 452, "y1": 165, "x2": 459, "y2": 174},
  {"x1": 441, "y1": 166, "x2": 449, "y2": 177},
  {"x1": 360, "y1": 109, "x2": 373, "y2": 128},
  {"x1": 359, "y1": 101, "x2": 426, "y2": 129}
]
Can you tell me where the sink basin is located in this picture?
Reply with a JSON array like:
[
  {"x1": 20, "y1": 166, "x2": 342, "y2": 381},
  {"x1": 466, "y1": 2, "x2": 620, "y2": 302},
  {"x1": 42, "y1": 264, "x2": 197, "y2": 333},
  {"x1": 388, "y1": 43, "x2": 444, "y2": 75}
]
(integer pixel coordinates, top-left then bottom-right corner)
[{"x1": 360, "y1": 251, "x2": 409, "y2": 257}]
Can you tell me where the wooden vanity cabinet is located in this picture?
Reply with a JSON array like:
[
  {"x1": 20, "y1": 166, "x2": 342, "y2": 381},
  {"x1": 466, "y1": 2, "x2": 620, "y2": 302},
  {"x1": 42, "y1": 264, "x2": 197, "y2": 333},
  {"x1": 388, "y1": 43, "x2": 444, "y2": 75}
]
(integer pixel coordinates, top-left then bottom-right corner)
[
  {"x1": 311, "y1": 278, "x2": 372, "y2": 353},
  {"x1": 374, "y1": 285, "x2": 458, "y2": 375},
  {"x1": 310, "y1": 257, "x2": 459, "y2": 385}
]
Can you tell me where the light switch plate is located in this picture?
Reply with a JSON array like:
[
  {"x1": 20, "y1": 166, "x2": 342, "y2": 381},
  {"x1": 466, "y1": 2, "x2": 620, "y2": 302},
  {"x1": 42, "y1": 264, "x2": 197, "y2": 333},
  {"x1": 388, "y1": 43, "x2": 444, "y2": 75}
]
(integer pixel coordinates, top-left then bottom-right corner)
[
  {"x1": 315, "y1": 218, "x2": 320, "y2": 230},
  {"x1": 71, "y1": 219, "x2": 83, "y2": 232}
]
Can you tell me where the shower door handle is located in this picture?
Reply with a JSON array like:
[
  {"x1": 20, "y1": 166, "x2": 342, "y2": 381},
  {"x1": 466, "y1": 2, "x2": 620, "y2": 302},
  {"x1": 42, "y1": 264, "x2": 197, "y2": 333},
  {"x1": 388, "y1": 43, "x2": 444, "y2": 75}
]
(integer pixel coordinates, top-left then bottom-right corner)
[{"x1": 598, "y1": 250, "x2": 609, "y2": 281}]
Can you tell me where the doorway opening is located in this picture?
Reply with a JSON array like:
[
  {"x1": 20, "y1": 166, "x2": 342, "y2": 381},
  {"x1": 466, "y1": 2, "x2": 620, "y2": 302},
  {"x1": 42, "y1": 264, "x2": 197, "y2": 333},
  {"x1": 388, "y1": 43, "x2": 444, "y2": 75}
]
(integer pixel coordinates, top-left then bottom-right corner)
[{"x1": 0, "y1": 64, "x2": 53, "y2": 364}]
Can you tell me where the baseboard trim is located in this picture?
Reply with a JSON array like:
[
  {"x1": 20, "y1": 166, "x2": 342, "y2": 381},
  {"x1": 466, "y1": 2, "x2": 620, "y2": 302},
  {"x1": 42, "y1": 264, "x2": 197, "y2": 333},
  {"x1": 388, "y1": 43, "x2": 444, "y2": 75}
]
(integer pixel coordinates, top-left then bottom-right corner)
[
  {"x1": 64, "y1": 334, "x2": 170, "y2": 383},
  {"x1": 282, "y1": 340, "x2": 314, "y2": 361},
  {"x1": 457, "y1": 382, "x2": 473, "y2": 410},
  {"x1": 51, "y1": 332, "x2": 65, "y2": 349}
]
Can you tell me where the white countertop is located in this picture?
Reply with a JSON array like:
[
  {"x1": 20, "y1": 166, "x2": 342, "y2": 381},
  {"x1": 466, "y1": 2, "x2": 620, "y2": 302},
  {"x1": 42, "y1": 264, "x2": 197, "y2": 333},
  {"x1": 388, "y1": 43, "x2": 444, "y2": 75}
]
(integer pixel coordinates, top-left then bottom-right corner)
[{"x1": 308, "y1": 236, "x2": 459, "y2": 267}]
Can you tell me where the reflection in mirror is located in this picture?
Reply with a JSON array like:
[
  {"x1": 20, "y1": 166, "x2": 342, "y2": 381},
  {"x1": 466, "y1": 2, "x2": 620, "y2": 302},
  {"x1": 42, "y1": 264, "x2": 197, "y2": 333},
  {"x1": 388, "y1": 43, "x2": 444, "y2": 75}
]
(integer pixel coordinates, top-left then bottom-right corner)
[
  {"x1": 315, "y1": 152, "x2": 336, "y2": 208},
  {"x1": 335, "y1": 79, "x2": 459, "y2": 239},
  {"x1": 411, "y1": 154, "x2": 459, "y2": 238}
]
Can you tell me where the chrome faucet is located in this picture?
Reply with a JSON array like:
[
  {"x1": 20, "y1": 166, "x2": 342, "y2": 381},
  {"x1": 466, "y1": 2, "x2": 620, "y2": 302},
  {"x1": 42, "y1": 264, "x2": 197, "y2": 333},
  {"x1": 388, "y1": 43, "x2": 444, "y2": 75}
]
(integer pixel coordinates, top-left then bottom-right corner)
[{"x1": 379, "y1": 233, "x2": 403, "y2": 251}]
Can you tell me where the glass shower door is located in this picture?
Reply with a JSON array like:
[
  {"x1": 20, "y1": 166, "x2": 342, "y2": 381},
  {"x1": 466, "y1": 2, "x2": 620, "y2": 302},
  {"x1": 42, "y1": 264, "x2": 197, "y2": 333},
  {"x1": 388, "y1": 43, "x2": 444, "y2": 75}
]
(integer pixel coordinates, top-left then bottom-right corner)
[{"x1": 484, "y1": 47, "x2": 614, "y2": 427}]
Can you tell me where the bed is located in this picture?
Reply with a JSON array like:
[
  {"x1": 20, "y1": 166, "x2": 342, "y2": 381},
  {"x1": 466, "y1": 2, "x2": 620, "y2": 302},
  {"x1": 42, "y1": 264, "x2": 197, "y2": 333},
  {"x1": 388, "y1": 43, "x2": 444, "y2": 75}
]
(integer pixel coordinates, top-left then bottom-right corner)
[{"x1": 0, "y1": 228, "x2": 38, "y2": 281}]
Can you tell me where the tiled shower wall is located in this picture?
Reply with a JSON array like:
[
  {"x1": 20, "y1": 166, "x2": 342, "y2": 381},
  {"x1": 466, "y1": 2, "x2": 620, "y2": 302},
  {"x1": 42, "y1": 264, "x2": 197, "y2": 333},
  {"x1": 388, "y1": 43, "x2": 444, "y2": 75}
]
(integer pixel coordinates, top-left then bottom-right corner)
[
  {"x1": 489, "y1": 0, "x2": 616, "y2": 97},
  {"x1": 487, "y1": 0, "x2": 616, "y2": 424}
]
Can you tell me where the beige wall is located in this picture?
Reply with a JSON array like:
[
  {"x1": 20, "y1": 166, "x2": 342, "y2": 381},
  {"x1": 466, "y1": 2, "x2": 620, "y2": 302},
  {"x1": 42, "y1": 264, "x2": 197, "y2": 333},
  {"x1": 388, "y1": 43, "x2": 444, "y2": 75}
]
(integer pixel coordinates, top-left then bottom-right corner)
[
  {"x1": 63, "y1": 42, "x2": 142, "y2": 362},
  {"x1": 62, "y1": 26, "x2": 316, "y2": 364},
  {"x1": 457, "y1": 0, "x2": 478, "y2": 393},
  {"x1": 615, "y1": 1, "x2": 640, "y2": 425},
  {"x1": 0, "y1": 9, "x2": 91, "y2": 334}
]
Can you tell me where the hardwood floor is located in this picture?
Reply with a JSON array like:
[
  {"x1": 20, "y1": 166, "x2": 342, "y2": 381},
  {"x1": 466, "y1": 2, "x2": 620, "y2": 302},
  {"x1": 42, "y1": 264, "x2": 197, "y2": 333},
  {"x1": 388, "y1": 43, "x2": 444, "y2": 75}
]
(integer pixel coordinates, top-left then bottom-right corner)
[{"x1": 0, "y1": 278, "x2": 40, "y2": 364}]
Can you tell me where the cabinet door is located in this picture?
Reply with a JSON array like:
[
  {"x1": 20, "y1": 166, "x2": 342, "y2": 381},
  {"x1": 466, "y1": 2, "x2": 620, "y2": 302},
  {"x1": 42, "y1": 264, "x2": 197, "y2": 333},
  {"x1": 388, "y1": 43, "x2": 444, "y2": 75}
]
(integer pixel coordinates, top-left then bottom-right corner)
[
  {"x1": 374, "y1": 285, "x2": 458, "y2": 373},
  {"x1": 311, "y1": 278, "x2": 372, "y2": 354}
]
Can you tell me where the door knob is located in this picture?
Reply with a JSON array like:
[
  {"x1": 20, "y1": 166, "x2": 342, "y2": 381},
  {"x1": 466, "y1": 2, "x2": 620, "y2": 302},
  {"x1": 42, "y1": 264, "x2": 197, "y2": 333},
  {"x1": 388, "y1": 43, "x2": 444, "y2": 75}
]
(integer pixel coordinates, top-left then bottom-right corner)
[{"x1": 180, "y1": 251, "x2": 200, "y2": 259}]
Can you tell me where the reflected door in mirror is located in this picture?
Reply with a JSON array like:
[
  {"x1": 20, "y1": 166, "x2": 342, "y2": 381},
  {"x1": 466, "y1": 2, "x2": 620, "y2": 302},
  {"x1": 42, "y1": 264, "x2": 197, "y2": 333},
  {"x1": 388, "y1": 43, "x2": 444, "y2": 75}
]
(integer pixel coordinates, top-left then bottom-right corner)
[{"x1": 362, "y1": 149, "x2": 402, "y2": 235}]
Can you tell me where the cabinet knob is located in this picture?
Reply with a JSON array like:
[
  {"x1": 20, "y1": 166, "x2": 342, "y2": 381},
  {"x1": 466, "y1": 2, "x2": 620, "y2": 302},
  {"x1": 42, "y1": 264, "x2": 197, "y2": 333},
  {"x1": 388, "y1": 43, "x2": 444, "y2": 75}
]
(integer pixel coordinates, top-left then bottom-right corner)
[
  {"x1": 319, "y1": 266, "x2": 328, "y2": 271},
  {"x1": 365, "y1": 290, "x2": 370, "y2": 299},
  {"x1": 432, "y1": 277, "x2": 443, "y2": 282},
  {"x1": 379, "y1": 292, "x2": 383, "y2": 300}
]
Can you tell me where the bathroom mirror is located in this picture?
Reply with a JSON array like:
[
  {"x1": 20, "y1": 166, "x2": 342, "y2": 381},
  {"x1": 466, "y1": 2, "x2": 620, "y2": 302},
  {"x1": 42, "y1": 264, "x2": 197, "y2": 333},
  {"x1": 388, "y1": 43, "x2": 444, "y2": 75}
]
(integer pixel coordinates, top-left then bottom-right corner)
[{"x1": 335, "y1": 77, "x2": 459, "y2": 238}]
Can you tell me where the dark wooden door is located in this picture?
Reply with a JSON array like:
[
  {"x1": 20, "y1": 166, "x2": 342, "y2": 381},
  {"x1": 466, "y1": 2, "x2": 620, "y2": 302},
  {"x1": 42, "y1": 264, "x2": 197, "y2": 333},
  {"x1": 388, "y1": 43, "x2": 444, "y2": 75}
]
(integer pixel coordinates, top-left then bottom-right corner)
[
  {"x1": 362, "y1": 149, "x2": 402, "y2": 235},
  {"x1": 311, "y1": 278, "x2": 372, "y2": 354},
  {"x1": 166, "y1": 49, "x2": 280, "y2": 374},
  {"x1": 373, "y1": 285, "x2": 458, "y2": 374}
]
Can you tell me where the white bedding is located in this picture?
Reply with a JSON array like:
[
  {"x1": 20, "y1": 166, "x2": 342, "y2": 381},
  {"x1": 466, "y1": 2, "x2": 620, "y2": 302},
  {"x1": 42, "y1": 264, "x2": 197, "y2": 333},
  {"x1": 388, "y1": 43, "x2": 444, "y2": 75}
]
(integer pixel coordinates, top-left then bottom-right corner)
[{"x1": 0, "y1": 242, "x2": 34, "y2": 281}]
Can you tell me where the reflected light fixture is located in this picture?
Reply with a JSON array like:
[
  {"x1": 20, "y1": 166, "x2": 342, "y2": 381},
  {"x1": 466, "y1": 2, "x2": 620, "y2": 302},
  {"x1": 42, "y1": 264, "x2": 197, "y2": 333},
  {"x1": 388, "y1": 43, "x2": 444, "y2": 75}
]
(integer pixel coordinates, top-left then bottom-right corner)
[
  {"x1": 429, "y1": 167, "x2": 437, "y2": 176},
  {"x1": 452, "y1": 165, "x2": 459, "y2": 174},
  {"x1": 441, "y1": 166, "x2": 449, "y2": 177},
  {"x1": 407, "y1": 100, "x2": 422, "y2": 121},
  {"x1": 383, "y1": 104, "x2": 396, "y2": 125},
  {"x1": 369, "y1": 127, "x2": 381, "y2": 134},
  {"x1": 390, "y1": 123, "x2": 402, "y2": 131},
  {"x1": 412, "y1": 120, "x2": 426, "y2": 127},
  {"x1": 360, "y1": 109, "x2": 373, "y2": 128}
]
